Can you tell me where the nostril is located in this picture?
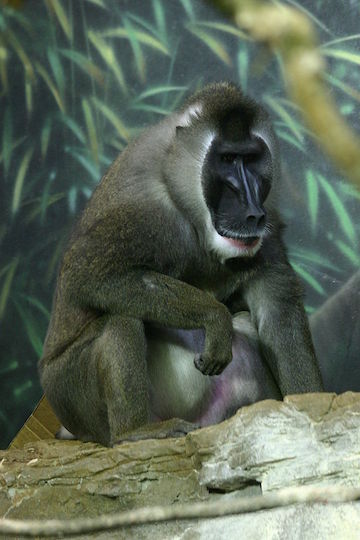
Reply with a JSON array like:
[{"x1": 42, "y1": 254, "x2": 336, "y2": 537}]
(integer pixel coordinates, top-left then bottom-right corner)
[
  {"x1": 246, "y1": 215, "x2": 257, "y2": 227},
  {"x1": 258, "y1": 215, "x2": 266, "y2": 229},
  {"x1": 246, "y1": 212, "x2": 265, "y2": 228}
]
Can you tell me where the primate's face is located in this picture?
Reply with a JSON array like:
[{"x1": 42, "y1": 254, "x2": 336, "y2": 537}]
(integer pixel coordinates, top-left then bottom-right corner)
[{"x1": 203, "y1": 115, "x2": 273, "y2": 259}]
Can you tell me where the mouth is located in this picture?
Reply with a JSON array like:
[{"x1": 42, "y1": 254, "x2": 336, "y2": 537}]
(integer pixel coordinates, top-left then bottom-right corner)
[{"x1": 222, "y1": 235, "x2": 261, "y2": 250}]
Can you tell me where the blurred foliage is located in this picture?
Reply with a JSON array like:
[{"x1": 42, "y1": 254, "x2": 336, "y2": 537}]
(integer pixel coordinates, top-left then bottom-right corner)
[{"x1": 0, "y1": 0, "x2": 359, "y2": 447}]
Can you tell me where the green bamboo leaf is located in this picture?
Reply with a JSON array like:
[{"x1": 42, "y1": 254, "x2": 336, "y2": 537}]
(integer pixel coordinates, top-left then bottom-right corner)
[
  {"x1": 2, "y1": 107, "x2": 12, "y2": 177},
  {"x1": 5, "y1": 27, "x2": 35, "y2": 81},
  {"x1": 0, "y1": 136, "x2": 26, "y2": 164},
  {"x1": 317, "y1": 173, "x2": 356, "y2": 245},
  {"x1": 68, "y1": 186, "x2": 77, "y2": 214},
  {"x1": 179, "y1": 0, "x2": 195, "y2": 20},
  {"x1": 14, "y1": 300, "x2": 43, "y2": 357},
  {"x1": 0, "y1": 40, "x2": 9, "y2": 93},
  {"x1": 324, "y1": 73, "x2": 360, "y2": 103},
  {"x1": 14, "y1": 380, "x2": 34, "y2": 400},
  {"x1": 187, "y1": 25, "x2": 231, "y2": 65},
  {"x1": 55, "y1": 113, "x2": 86, "y2": 144},
  {"x1": 41, "y1": 116, "x2": 52, "y2": 159},
  {"x1": 47, "y1": 48, "x2": 65, "y2": 99},
  {"x1": 35, "y1": 61, "x2": 65, "y2": 113},
  {"x1": 25, "y1": 74, "x2": 33, "y2": 115},
  {"x1": 322, "y1": 48, "x2": 360, "y2": 67},
  {"x1": 237, "y1": 48, "x2": 248, "y2": 93},
  {"x1": 291, "y1": 262, "x2": 326, "y2": 296},
  {"x1": 305, "y1": 170, "x2": 319, "y2": 233},
  {"x1": 91, "y1": 97, "x2": 130, "y2": 141},
  {"x1": 130, "y1": 103, "x2": 171, "y2": 115},
  {"x1": 263, "y1": 96, "x2": 304, "y2": 142},
  {"x1": 322, "y1": 34, "x2": 360, "y2": 48},
  {"x1": 195, "y1": 21, "x2": 248, "y2": 39},
  {"x1": 12, "y1": 147, "x2": 34, "y2": 215},
  {"x1": 66, "y1": 148, "x2": 100, "y2": 182},
  {"x1": 18, "y1": 294, "x2": 50, "y2": 319},
  {"x1": 88, "y1": 31, "x2": 127, "y2": 93},
  {"x1": 45, "y1": 0, "x2": 73, "y2": 42},
  {"x1": 122, "y1": 16, "x2": 146, "y2": 82},
  {"x1": 134, "y1": 85, "x2": 187, "y2": 102},
  {"x1": 334, "y1": 239, "x2": 360, "y2": 267},
  {"x1": 59, "y1": 48, "x2": 104, "y2": 84},
  {"x1": 83, "y1": 0, "x2": 107, "y2": 7},
  {"x1": 289, "y1": 247, "x2": 340, "y2": 272},
  {"x1": 100, "y1": 28, "x2": 170, "y2": 56},
  {"x1": 26, "y1": 192, "x2": 65, "y2": 224},
  {"x1": 0, "y1": 256, "x2": 19, "y2": 319},
  {"x1": 82, "y1": 98, "x2": 99, "y2": 165},
  {"x1": 153, "y1": 0, "x2": 167, "y2": 44},
  {"x1": 275, "y1": 129, "x2": 305, "y2": 152},
  {"x1": 126, "y1": 13, "x2": 157, "y2": 37},
  {"x1": 338, "y1": 182, "x2": 360, "y2": 201}
]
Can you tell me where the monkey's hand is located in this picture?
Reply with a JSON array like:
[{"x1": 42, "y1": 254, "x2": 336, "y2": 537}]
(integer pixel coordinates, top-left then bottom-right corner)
[{"x1": 194, "y1": 308, "x2": 233, "y2": 375}]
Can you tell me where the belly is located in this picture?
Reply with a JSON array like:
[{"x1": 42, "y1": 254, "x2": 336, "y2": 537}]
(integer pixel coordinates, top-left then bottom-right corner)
[{"x1": 146, "y1": 312, "x2": 281, "y2": 426}]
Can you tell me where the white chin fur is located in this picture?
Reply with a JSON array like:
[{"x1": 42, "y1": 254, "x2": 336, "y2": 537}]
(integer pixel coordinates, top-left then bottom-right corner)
[{"x1": 208, "y1": 229, "x2": 263, "y2": 262}]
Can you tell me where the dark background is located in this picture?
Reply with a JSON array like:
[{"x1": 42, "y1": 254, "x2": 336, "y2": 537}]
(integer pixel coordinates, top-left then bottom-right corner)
[{"x1": 0, "y1": 0, "x2": 359, "y2": 448}]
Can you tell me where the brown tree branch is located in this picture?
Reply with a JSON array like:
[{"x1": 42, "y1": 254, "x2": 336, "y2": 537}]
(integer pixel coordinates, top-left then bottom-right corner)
[{"x1": 212, "y1": 0, "x2": 360, "y2": 189}]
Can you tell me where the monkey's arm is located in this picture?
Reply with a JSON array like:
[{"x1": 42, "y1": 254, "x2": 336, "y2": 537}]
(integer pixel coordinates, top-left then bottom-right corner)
[
  {"x1": 243, "y1": 263, "x2": 323, "y2": 395},
  {"x1": 68, "y1": 269, "x2": 233, "y2": 376}
]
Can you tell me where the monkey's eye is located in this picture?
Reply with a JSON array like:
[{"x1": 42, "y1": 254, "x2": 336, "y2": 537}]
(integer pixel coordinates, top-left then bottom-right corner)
[{"x1": 220, "y1": 153, "x2": 238, "y2": 164}]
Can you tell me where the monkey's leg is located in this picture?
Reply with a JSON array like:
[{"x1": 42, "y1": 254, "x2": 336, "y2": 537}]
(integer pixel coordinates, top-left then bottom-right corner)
[{"x1": 41, "y1": 315, "x2": 199, "y2": 446}]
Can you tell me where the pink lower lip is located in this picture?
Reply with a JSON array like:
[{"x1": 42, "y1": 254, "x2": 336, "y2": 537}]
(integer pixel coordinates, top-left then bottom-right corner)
[{"x1": 223, "y1": 237, "x2": 260, "y2": 249}]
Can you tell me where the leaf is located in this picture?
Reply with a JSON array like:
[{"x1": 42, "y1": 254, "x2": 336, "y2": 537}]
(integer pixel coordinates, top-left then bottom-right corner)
[
  {"x1": 122, "y1": 15, "x2": 146, "y2": 82},
  {"x1": 186, "y1": 25, "x2": 231, "y2": 65},
  {"x1": 68, "y1": 186, "x2": 77, "y2": 214},
  {"x1": 322, "y1": 48, "x2": 360, "y2": 67},
  {"x1": 0, "y1": 256, "x2": 19, "y2": 319},
  {"x1": 291, "y1": 262, "x2": 326, "y2": 296},
  {"x1": 18, "y1": 294, "x2": 50, "y2": 319},
  {"x1": 334, "y1": 240, "x2": 360, "y2": 267},
  {"x1": 45, "y1": 0, "x2": 73, "y2": 42},
  {"x1": 195, "y1": 21, "x2": 248, "y2": 40},
  {"x1": 55, "y1": 113, "x2": 86, "y2": 144},
  {"x1": 100, "y1": 28, "x2": 170, "y2": 56},
  {"x1": 2, "y1": 106, "x2": 12, "y2": 177},
  {"x1": 130, "y1": 103, "x2": 171, "y2": 115},
  {"x1": 263, "y1": 96, "x2": 304, "y2": 142},
  {"x1": 82, "y1": 98, "x2": 99, "y2": 165},
  {"x1": 324, "y1": 73, "x2": 360, "y2": 103},
  {"x1": 153, "y1": 0, "x2": 167, "y2": 45},
  {"x1": 134, "y1": 85, "x2": 188, "y2": 102},
  {"x1": 12, "y1": 147, "x2": 34, "y2": 215},
  {"x1": 83, "y1": 0, "x2": 107, "y2": 7},
  {"x1": 88, "y1": 31, "x2": 127, "y2": 93},
  {"x1": 14, "y1": 380, "x2": 34, "y2": 400},
  {"x1": 179, "y1": 0, "x2": 195, "y2": 21},
  {"x1": 237, "y1": 48, "x2": 248, "y2": 93},
  {"x1": 5, "y1": 27, "x2": 35, "y2": 81},
  {"x1": 305, "y1": 170, "x2": 319, "y2": 233},
  {"x1": 66, "y1": 147, "x2": 100, "y2": 182},
  {"x1": 35, "y1": 61, "x2": 65, "y2": 113},
  {"x1": 316, "y1": 173, "x2": 356, "y2": 245},
  {"x1": 0, "y1": 136, "x2": 26, "y2": 164},
  {"x1": 275, "y1": 129, "x2": 305, "y2": 152},
  {"x1": 0, "y1": 39, "x2": 9, "y2": 93},
  {"x1": 14, "y1": 300, "x2": 44, "y2": 358},
  {"x1": 289, "y1": 247, "x2": 340, "y2": 272},
  {"x1": 47, "y1": 47, "x2": 65, "y2": 99},
  {"x1": 91, "y1": 97, "x2": 130, "y2": 141},
  {"x1": 59, "y1": 48, "x2": 104, "y2": 84},
  {"x1": 41, "y1": 116, "x2": 52, "y2": 159}
]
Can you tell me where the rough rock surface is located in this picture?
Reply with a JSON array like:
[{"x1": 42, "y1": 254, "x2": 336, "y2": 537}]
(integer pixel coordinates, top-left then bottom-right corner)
[{"x1": 1, "y1": 392, "x2": 360, "y2": 538}]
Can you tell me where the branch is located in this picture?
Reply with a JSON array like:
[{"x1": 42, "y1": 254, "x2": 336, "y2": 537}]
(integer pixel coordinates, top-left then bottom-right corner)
[
  {"x1": 1, "y1": 485, "x2": 360, "y2": 537},
  {"x1": 212, "y1": 0, "x2": 360, "y2": 189}
]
